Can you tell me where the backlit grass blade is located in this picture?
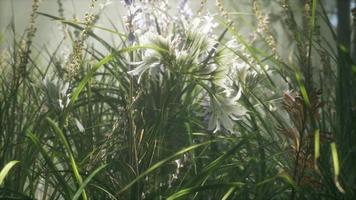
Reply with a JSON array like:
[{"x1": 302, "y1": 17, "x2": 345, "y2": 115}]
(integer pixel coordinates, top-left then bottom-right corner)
[
  {"x1": 295, "y1": 71, "x2": 310, "y2": 107},
  {"x1": 27, "y1": 132, "x2": 73, "y2": 199},
  {"x1": 91, "y1": 184, "x2": 119, "y2": 200},
  {"x1": 118, "y1": 140, "x2": 215, "y2": 194},
  {"x1": 166, "y1": 182, "x2": 244, "y2": 200},
  {"x1": 314, "y1": 129, "x2": 320, "y2": 171},
  {"x1": 330, "y1": 142, "x2": 345, "y2": 193},
  {"x1": 278, "y1": 170, "x2": 297, "y2": 189},
  {"x1": 72, "y1": 164, "x2": 108, "y2": 200},
  {"x1": 186, "y1": 137, "x2": 247, "y2": 187},
  {"x1": 0, "y1": 160, "x2": 19, "y2": 185},
  {"x1": 46, "y1": 117, "x2": 87, "y2": 200},
  {"x1": 69, "y1": 54, "x2": 114, "y2": 104},
  {"x1": 330, "y1": 142, "x2": 340, "y2": 178},
  {"x1": 222, "y1": 186, "x2": 237, "y2": 200},
  {"x1": 69, "y1": 45, "x2": 168, "y2": 105}
]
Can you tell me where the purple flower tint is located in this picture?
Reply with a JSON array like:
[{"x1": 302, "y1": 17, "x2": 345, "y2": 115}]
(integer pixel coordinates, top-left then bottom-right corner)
[
  {"x1": 128, "y1": 32, "x2": 136, "y2": 43},
  {"x1": 124, "y1": 0, "x2": 133, "y2": 6}
]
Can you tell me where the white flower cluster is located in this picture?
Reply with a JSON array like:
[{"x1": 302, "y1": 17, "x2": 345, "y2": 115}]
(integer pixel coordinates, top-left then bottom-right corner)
[{"x1": 125, "y1": 0, "x2": 250, "y2": 133}]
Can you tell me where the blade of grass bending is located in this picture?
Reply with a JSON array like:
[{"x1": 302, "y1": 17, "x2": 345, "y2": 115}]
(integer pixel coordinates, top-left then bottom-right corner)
[
  {"x1": 330, "y1": 142, "x2": 345, "y2": 193},
  {"x1": 46, "y1": 117, "x2": 87, "y2": 200},
  {"x1": 69, "y1": 45, "x2": 168, "y2": 105},
  {"x1": 166, "y1": 182, "x2": 244, "y2": 200},
  {"x1": 69, "y1": 54, "x2": 113, "y2": 105},
  {"x1": 91, "y1": 184, "x2": 119, "y2": 200},
  {"x1": 186, "y1": 137, "x2": 247, "y2": 188},
  {"x1": 72, "y1": 164, "x2": 108, "y2": 200},
  {"x1": 0, "y1": 160, "x2": 19, "y2": 185},
  {"x1": 37, "y1": 12, "x2": 116, "y2": 51},
  {"x1": 118, "y1": 140, "x2": 215, "y2": 194},
  {"x1": 27, "y1": 132, "x2": 73, "y2": 199},
  {"x1": 278, "y1": 170, "x2": 297, "y2": 189},
  {"x1": 222, "y1": 186, "x2": 237, "y2": 200},
  {"x1": 59, "y1": 19, "x2": 127, "y2": 38}
]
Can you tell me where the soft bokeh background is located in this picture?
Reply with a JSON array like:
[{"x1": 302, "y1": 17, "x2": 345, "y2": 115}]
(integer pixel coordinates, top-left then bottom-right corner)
[{"x1": 0, "y1": 0, "x2": 338, "y2": 62}]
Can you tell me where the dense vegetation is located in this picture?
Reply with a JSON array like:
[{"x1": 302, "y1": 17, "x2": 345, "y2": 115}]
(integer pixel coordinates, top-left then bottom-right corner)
[{"x1": 0, "y1": 0, "x2": 355, "y2": 199}]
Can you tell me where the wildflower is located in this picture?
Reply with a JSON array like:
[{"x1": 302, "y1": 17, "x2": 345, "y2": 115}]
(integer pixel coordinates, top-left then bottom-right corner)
[
  {"x1": 253, "y1": 0, "x2": 277, "y2": 54},
  {"x1": 202, "y1": 13, "x2": 218, "y2": 34},
  {"x1": 127, "y1": 8, "x2": 247, "y2": 133},
  {"x1": 208, "y1": 93, "x2": 247, "y2": 133}
]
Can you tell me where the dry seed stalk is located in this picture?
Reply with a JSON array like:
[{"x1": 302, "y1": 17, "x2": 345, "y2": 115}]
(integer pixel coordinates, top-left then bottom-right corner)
[
  {"x1": 215, "y1": 0, "x2": 234, "y2": 31},
  {"x1": 252, "y1": 0, "x2": 277, "y2": 55},
  {"x1": 18, "y1": 0, "x2": 40, "y2": 79},
  {"x1": 66, "y1": 0, "x2": 98, "y2": 81}
]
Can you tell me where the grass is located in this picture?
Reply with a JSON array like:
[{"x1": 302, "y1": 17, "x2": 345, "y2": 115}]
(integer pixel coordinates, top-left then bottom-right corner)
[{"x1": 0, "y1": 0, "x2": 355, "y2": 199}]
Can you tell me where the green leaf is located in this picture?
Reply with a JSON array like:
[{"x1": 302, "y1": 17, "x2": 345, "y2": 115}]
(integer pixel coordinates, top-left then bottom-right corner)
[
  {"x1": 46, "y1": 117, "x2": 87, "y2": 200},
  {"x1": 186, "y1": 137, "x2": 247, "y2": 187},
  {"x1": 27, "y1": 132, "x2": 74, "y2": 198},
  {"x1": 118, "y1": 140, "x2": 215, "y2": 194},
  {"x1": 0, "y1": 161, "x2": 19, "y2": 186},
  {"x1": 72, "y1": 164, "x2": 108, "y2": 200},
  {"x1": 314, "y1": 129, "x2": 320, "y2": 170},
  {"x1": 330, "y1": 142, "x2": 345, "y2": 193},
  {"x1": 167, "y1": 182, "x2": 244, "y2": 200},
  {"x1": 330, "y1": 142, "x2": 340, "y2": 177},
  {"x1": 69, "y1": 54, "x2": 113, "y2": 104},
  {"x1": 69, "y1": 45, "x2": 168, "y2": 105},
  {"x1": 222, "y1": 186, "x2": 237, "y2": 200},
  {"x1": 278, "y1": 170, "x2": 297, "y2": 188},
  {"x1": 295, "y1": 71, "x2": 310, "y2": 107}
]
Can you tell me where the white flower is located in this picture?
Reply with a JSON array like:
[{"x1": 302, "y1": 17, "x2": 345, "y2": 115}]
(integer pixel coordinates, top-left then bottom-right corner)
[
  {"x1": 74, "y1": 118, "x2": 85, "y2": 133},
  {"x1": 201, "y1": 13, "x2": 218, "y2": 34},
  {"x1": 208, "y1": 93, "x2": 247, "y2": 133},
  {"x1": 174, "y1": 159, "x2": 183, "y2": 174}
]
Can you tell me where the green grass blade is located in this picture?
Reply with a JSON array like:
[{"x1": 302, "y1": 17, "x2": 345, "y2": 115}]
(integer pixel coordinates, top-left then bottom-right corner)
[
  {"x1": 314, "y1": 129, "x2": 320, "y2": 170},
  {"x1": 91, "y1": 184, "x2": 119, "y2": 200},
  {"x1": 118, "y1": 140, "x2": 215, "y2": 194},
  {"x1": 0, "y1": 160, "x2": 19, "y2": 185},
  {"x1": 330, "y1": 142, "x2": 340, "y2": 178},
  {"x1": 166, "y1": 182, "x2": 244, "y2": 200},
  {"x1": 69, "y1": 54, "x2": 113, "y2": 104},
  {"x1": 295, "y1": 71, "x2": 310, "y2": 107},
  {"x1": 330, "y1": 142, "x2": 345, "y2": 193},
  {"x1": 72, "y1": 164, "x2": 108, "y2": 200},
  {"x1": 46, "y1": 117, "x2": 87, "y2": 200},
  {"x1": 27, "y1": 132, "x2": 74, "y2": 198},
  {"x1": 221, "y1": 186, "x2": 237, "y2": 200},
  {"x1": 186, "y1": 137, "x2": 247, "y2": 187},
  {"x1": 69, "y1": 45, "x2": 167, "y2": 105}
]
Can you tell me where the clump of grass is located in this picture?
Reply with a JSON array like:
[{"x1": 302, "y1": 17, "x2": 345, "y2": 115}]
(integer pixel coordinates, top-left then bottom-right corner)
[{"x1": 0, "y1": 0, "x2": 355, "y2": 199}]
